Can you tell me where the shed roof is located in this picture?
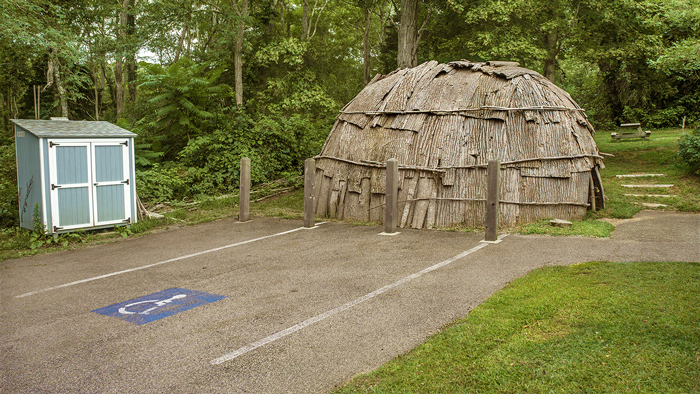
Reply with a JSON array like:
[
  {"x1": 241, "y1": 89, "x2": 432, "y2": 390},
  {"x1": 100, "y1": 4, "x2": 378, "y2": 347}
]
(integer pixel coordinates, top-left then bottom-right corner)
[{"x1": 11, "y1": 119, "x2": 136, "y2": 138}]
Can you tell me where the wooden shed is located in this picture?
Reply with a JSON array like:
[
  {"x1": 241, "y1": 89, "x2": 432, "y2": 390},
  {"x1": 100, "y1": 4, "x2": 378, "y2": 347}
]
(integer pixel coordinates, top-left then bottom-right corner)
[
  {"x1": 13, "y1": 119, "x2": 138, "y2": 234},
  {"x1": 313, "y1": 60, "x2": 605, "y2": 229}
]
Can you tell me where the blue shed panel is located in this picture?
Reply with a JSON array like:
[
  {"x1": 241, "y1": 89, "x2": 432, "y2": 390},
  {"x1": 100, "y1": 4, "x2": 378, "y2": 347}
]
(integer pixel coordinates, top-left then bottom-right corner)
[
  {"x1": 15, "y1": 125, "x2": 43, "y2": 230},
  {"x1": 96, "y1": 185, "x2": 126, "y2": 222},
  {"x1": 94, "y1": 145, "x2": 124, "y2": 182},
  {"x1": 56, "y1": 145, "x2": 89, "y2": 185},
  {"x1": 57, "y1": 188, "x2": 91, "y2": 226}
]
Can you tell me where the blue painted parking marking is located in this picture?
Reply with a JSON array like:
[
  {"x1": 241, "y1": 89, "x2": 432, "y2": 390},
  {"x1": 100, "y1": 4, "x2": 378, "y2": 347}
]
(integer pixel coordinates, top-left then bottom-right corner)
[{"x1": 93, "y1": 288, "x2": 225, "y2": 325}]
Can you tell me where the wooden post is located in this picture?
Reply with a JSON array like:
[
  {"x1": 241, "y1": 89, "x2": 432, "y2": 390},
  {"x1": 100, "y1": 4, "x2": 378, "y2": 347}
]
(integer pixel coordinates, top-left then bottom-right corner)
[
  {"x1": 304, "y1": 158, "x2": 316, "y2": 228},
  {"x1": 239, "y1": 157, "x2": 251, "y2": 222},
  {"x1": 588, "y1": 172, "x2": 597, "y2": 211},
  {"x1": 484, "y1": 159, "x2": 500, "y2": 242},
  {"x1": 384, "y1": 159, "x2": 398, "y2": 233}
]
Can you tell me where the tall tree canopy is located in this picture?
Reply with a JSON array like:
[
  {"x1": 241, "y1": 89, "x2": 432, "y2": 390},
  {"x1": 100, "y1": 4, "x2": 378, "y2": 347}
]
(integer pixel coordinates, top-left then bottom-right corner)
[{"x1": 0, "y1": 0, "x2": 698, "y2": 204}]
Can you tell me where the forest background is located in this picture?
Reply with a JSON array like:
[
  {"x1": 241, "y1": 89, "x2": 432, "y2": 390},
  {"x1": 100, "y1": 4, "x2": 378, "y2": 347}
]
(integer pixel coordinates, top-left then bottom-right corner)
[{"x1": 1, "y1": 0, "x2": 699, "y2": 229}]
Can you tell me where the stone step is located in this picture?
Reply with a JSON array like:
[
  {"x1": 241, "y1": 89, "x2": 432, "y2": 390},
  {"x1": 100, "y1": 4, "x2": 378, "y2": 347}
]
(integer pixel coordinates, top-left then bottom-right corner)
[
  {"x1": 624, "y1": 194, "x2": 676, "y2": 198},
  {"x1": 549, "y1": 219, "x2": 572, "y2": 228},
  {"x1": 621, "y1": 184, "x2": 674, "y2": 188},
  {"x1": 634, "y1": 202, "x2": 668, "y2": 208},
  {"x1": 616, "y1": 173, "x2": 665, "y2": 178}
]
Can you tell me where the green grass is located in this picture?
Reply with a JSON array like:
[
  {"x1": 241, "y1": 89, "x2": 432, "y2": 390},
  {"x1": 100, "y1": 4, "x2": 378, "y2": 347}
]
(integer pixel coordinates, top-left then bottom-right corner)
[
  {"x1": 334, "y1": 261, "x2": 700, "y2": 394},
  {"x1": 250, "y1": 189, "x2": 305, "y2": 219},
  {"x1": 516, "y1": 216, "x2": 615, "y2": 237},
  {"x1": 592, "y1": 128, "x2": 700, "y2": 218}
]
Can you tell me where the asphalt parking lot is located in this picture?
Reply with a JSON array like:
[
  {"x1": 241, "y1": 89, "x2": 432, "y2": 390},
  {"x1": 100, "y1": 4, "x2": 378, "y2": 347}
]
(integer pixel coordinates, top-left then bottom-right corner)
[{"x1": 1, "y1": 212, "x2": 698, "y2": 393}]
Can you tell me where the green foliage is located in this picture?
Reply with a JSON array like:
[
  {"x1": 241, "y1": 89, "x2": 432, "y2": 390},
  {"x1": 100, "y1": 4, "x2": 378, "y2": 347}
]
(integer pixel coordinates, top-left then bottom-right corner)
[
  {"x1": 114, "y1": 225, "x2": 133, "y2": 238},
  {"x1": 677, "y1": 127, "x2": 700, "y2": 174},
  {"x1": 559, "y1": 59, "x2": 615, "y2": 129},
  {"x1": 434, "y1": 0, "x2": 700, "y2": 129},
  {"x1": 28, "y1": 203, "x2": 46, "y2": 249},
  {"x1": 116, "y1": 119, "x2": 163, "y2": 168},
  {"x1": 0, "y1": 143, "x2": 18, "y2": 228},
  {"x1": 172, "y1": 108, "x2": 326, "y2": 198},
  {"x1": 27, "y1": 203, "x2": 82, "y2": 249},
  {"x1": 128, "y1": 217, "x2": 165, "y2": 234},
  {"x1": 136, "y1": 59, "x2": 232, "y2": 160},
  {"x1": 250, "y1": 38, "x2": 340, "y2": 119},
  {"x1": 135, "y1": 164, "x2": 188, "y2": 202}
]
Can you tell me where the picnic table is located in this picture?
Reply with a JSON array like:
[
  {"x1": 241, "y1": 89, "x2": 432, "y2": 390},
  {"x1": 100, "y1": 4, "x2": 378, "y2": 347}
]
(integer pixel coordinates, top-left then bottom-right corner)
[{"x1": 611, "y1": 123, "x2": 651, "y2": 141}]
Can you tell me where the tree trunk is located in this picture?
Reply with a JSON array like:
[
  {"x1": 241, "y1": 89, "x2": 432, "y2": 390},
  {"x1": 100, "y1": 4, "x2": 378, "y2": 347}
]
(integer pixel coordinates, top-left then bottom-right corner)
[
  {"x1": 128, "y1": 56, "x2": 137, "y2": 103},
  {"x1": 599, "y1": 59, "x2": 624, "y2": 125},
  {"x1": 101, "y1": 60, "x2": 115, "y2": 114},
  {"x1": 115, "y1": 0, "x2": 130, "y2": 115},
  {"x1": 92, "y1": 63, "x2": 100, "y2": 121},
  {"x1": 127, "y1": 12, "x2": 137, "y2": 103},
  {"x1": 544, "y1": 31, "x2": 558, "y2": 84},
  {"x1": 114, "y1": 60, "x2": 124, "y2": 115},
  {"x1": 234, "y1": 0, "x2": 248, "y2": 107},
  {"x1": 363, "y1": 7, "x2": 371, "y2": 85},
  {"x1": 53, "y1": 63, "x2": 68, "y2": 118},
  {"x1": 279, "y1": 0, "x2": 286, "y2": 35},
  {"x1": 302, "y1": 0, "x2": 309, "y2": 39},
  {"x1": 174, "y1": 27, "x2": 187, "y2": 62},
  {"x1": 397, "y1": 0, "x2": 418, "y2": 68}
]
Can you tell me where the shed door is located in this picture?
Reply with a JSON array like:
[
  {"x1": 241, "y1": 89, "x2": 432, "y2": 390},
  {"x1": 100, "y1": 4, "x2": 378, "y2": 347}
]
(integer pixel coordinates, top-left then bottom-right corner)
[
  {"x1": 48, "y1": 142, "x2": 94, "y2": 231},
  {"x1": 48, "y1": 139, "x2": 132, "y2": 232},
  {"x1": 92, "y1": 142, "x2": 131, "y2": 226}
]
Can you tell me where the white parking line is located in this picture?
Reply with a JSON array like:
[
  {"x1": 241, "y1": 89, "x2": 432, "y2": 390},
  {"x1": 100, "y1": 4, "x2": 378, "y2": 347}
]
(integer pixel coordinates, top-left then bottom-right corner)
[
  {"x1": 15, "y1": 224, "x2": 325, "y2": 299},
  {"x1": 210, "y1": 233, "x2": 509, "y2": 365}
]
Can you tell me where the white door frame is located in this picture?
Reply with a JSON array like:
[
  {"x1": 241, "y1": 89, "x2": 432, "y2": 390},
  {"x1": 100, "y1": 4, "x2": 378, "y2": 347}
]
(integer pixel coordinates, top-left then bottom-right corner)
[
  {"x1": 48, "y1": 138, "x2": 132, "y2": 232},
  {"x1": 48, "y1": 140, "x2": 94, "y2": 232},
  {"x1": 91, "y1": 140, "x2": 132, "y2": 226}
]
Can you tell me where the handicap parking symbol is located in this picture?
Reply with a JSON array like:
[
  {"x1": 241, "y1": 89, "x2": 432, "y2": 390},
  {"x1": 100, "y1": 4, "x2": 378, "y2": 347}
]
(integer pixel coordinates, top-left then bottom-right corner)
[{"x1": 93, "y1": 288, "x2": 225, "y2": 325}]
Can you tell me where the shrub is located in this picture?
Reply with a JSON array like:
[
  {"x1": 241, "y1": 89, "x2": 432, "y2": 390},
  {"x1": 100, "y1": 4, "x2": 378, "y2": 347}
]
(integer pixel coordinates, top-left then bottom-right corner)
[
  {"x1": 0, "y1": 143, "x2": 18, "y2": 228},
  {"x1": 677, "y1": 127, "x2": 700, "y2": 174},
  {"x1": 135, "y1": 163, "x2": 188, "y2": 202}
]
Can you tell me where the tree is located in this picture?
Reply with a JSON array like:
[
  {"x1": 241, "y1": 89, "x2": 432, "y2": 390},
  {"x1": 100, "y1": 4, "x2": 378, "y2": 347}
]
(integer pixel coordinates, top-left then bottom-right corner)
[
  {"x1": 440, "y1": 0, "x2": 574, "y2": 83},
  {"x1": 233, "y1": 0, "x2": 249, "y2": 107},
  {"x1": 396, "y1": 0, "x2": 431, "y2": 68},
  {"x1": 137, "y1": 60, "x2": 230, "y2": 159}
]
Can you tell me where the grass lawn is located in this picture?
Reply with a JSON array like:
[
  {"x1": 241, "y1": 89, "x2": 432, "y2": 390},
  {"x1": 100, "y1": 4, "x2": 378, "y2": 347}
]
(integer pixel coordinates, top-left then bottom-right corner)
[
  {"x1": 334, "y1": 261, "x2": 700, "y2": 394},
  {"x1": 592, "y1": 128, "x2": 700, "y2": 218}
]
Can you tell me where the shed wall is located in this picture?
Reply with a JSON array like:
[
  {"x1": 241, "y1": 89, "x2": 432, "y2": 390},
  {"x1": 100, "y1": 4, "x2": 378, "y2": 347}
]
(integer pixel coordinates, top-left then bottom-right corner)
[{"x1": 15, "y1": 125, "x2": 43, "y2": 230}]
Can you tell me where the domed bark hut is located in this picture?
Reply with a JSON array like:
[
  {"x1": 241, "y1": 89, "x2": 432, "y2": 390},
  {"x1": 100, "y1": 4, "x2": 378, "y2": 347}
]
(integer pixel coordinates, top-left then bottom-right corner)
[{"x1": 313, "y1": 60, "x2": 605, "y2": 229}]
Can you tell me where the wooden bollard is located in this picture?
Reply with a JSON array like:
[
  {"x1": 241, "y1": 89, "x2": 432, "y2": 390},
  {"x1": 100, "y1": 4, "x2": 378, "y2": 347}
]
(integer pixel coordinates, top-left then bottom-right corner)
[
  {"x1": 384, "y1": 158, "x2": 398, "y2": 233},
  {"x1": 239, "y1": 157, "x2": 251, "y2": 222},
  {"x1": 304, "y1": 158, "x2": 316, "y2": 228},
  {"x1": 484, "y1": 159, "x2": 500, "y2": 242}
]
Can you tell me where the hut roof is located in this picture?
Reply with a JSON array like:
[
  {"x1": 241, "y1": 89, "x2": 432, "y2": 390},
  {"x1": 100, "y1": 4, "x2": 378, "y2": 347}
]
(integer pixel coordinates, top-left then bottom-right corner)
[{"x1": 320, "y1": 60, "x2": 602, "y2": 172}]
